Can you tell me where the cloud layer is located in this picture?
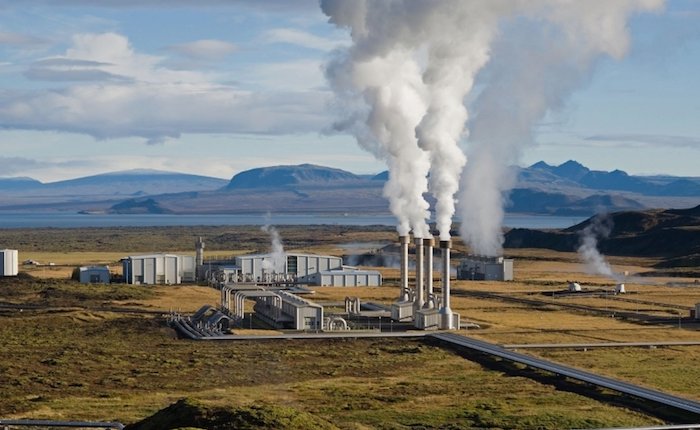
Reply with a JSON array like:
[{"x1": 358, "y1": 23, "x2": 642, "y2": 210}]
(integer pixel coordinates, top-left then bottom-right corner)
[{"x1": 0, "y1": 32, "x2": 329, "y2": 143}]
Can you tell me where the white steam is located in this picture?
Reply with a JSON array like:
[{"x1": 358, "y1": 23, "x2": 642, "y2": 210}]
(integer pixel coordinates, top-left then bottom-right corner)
[
  {"x1": 577, "y1": 214, "x2": 622, "y2": 281},
  {"x1": 322, "y1": 0, "x2": 663, "y2": 248},
  {"x1": 261, "y1": 224, "x2": 286, "y2": 273}
]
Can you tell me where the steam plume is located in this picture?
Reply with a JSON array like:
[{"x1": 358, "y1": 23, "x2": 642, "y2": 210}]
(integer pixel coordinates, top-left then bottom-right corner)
[
  {"x1": 261, "y1": 224, "x2": 286, "y2": 273},
  {"x1": 322, "y1": 0, "x2": 663, "y2": 248},
  {"x1": 577, "y1": 214, "x2": 621, "y2": 281}
]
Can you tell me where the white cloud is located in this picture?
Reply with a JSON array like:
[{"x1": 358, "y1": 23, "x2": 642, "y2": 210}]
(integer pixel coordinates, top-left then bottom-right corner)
[
  {"x1": 0, "y1": 31, "x2": 47, "y2": 47},
  {"x1": 168, "y1": 39, "x2": 237, "y2": 60},
  {"x1": 585, "y1": 133, "x2": 700, "y2": 149},
  {"x1": 263, "y1": 28, "x2": 346, "y2": 51},
  {"x1": 2, "y1": 32, "x2": 330, "y2": 142}
]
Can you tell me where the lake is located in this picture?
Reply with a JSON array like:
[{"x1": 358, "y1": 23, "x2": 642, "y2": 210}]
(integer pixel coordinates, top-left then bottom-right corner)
[{"x1": 0, "y1": 212, "x2": 586, "y2": 230}]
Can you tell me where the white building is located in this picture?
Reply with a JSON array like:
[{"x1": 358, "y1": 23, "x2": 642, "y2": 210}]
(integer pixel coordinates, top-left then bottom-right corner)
[
  {"x1": 0, "y1": 249, "x2": 18, "y2": 276},
  {"x1": 457, "y1": 256, "x2": 514, "y2": 281},
  {"x1": 79, "y1": 266, "x2": 110, "y2": 284},
  {"x1": 300, "y1": 269, "x2": 382, "y2": 287},
  {"x1": 235, "y1": 253, "x2": 343, "y2": 282},
  {"x1": 122, "y1": 254, "x2": 196, "y2": 285}
]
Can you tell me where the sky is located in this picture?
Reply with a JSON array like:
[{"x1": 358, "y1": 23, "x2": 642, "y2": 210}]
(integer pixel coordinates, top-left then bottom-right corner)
[{"x1": 0, "y1": 0, "x2": 698, "y2": 182}]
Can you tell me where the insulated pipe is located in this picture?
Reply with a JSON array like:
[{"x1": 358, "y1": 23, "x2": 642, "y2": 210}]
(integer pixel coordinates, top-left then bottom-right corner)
[
  {"x1": 425, "y1": 237, "x2": 434, "y2": 308},
  {"x1": 439, "y1": 240, "x2": 453, "y2": 329},
  {"x1": 399, "y1": 235, "x2": 409, "y2": 301},
  {"x1": 414, "y1": 237, "x2": 425, "y2": 310}
]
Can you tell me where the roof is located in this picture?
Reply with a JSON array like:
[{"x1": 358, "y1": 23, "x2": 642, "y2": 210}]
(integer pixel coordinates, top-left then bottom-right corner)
[
  {"x1": 317, "y1": 269, "x2": 381, "y2": 276},
  {"x1": 278, "y1": 290, "x2": 322, "y2": 309},
  {"x1": 79, "y1": 265, "x2": 110, "y2": 272},
  {"x1": 124, "y1": 253, "x2": 190, "y2": 259},
  {"x1": 236, "y1": 252, "x2": 341, "y2": 260}
]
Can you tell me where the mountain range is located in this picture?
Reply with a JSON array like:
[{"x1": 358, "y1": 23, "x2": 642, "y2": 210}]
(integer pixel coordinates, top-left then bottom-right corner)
[{"x1": 0, "y1": 161, "x2": 698, "y2": 215}]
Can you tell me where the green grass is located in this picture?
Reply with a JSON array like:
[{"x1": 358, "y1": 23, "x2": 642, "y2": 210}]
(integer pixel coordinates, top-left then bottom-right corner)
[{"x1": 0, "y1": 311, "x2": 664, "y2": 429}]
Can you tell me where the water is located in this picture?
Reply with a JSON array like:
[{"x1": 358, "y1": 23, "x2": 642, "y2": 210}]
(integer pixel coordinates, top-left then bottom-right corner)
[{"x1": 0, "y1": 212, "x2": 585, "y2": 229}]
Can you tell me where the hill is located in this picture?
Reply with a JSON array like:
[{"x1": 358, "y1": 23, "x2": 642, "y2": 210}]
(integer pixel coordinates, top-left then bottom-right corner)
[
  {"x1": 504, "y1": 204, "x2": 700, "y2": 268},
  {"x1": 126, "y1": 398, "x2": 336, "y2": 430},
  {"x1": 226, "y1": 164, "x2": 362, "y2": 189}
]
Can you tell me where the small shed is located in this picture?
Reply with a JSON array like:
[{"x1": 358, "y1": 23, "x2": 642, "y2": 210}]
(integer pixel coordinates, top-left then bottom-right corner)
[
  {"x1": 0, "y1": 249, "x2": 18, "y2": 277},
  {"x1": 79, "y1": 266, "x2": 110, "y2": 284}
]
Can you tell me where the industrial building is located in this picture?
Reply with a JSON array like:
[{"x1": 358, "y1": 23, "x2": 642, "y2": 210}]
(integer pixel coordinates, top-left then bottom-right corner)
[
  {"x1": 235, "y1": 253, "x2": 343, "y2": 281},
  {"x1": 210, "y1": 252, "x2": 382, "y2": 287},
  {"x1": 299, "y1": 269, "x2": 381, "y2": 287},
  {"x1": 0, "y1": 249, "x2": 18, "y2": 277},
  {"x1": 220, "y1": 286, "x2": 323, "y2": 330},
  {"x1": 457, "y1": 256, "x2": 514, "y2": 281},
  {"x1": 78, "y1": 266, "x2": 110, "y2": 284},
  {"x1": 122, "y1": 253, "x2": 196, "y2": 285}
]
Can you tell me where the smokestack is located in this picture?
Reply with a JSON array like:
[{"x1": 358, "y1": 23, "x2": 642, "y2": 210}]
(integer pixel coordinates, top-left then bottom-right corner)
[
  {"x1": 399, "y1": 235, "x2": 409, "y2": 301},
  {"x1": 196, "y1": 236, "x2": 205, "y2": 267},
  {"x1": 439, "y1": 240, "x2": 453, "y2": 329},
  {"x1": 414, "y1": 237, "x2": 425, "y2": 310},
  {"x1": 425, "y1": 237, "x2": 434, "y2": 308}
]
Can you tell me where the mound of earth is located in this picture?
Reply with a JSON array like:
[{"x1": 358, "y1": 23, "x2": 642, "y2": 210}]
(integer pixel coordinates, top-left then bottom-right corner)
[
  {"x1": 504, "y1": 204, "x2": 700, "y2": 268},
  {"x1": 126, "y1": 398, "x2": 338, "y2": 430}
]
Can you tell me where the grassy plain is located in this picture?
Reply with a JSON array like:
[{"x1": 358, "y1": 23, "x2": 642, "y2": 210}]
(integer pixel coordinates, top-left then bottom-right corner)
[{"x1": 1, "y1": 225, "x2": 699, "y2": 428}]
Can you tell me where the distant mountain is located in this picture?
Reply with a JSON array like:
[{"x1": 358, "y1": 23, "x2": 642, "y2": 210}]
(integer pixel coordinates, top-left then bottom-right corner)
[
  {"x1": 226, "y1": 164, "x2": 362, "y2": 189},
  {"x1": 0, "y1": 177, "x2": 43, "y2": 191},
  {"x1": 520, "y1": 160, "x2": 700, "y2": 197},
  {"x1": 46, "y1": 169, "x2": 228, "y2": 195},
  {"x1": 2, "y1": 160, "x2": 700, "y2": 216}
]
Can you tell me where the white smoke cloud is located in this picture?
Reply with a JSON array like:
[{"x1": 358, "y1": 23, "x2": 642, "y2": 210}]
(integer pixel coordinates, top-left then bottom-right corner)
[
  {"x1": 261, "y1": 224, "x2": 286, "y2": 273},
  {"x1": 323, "y1": 1, "x2": 662, "y2": 246},
  {"x1": 577, "y1": 214, "x2": 622, "y2": 281},
  {"x1": 458, "y1": 0, "x2": 664, "y2": 256}
]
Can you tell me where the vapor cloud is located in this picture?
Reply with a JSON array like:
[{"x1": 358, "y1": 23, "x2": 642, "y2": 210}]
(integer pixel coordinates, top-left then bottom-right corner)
[
  {"x1": 322, "y1": 0, "x2": 663, "y2": 251},
  {"x1": 577, "y1": 214, "x2": 622, "y2": 281}
]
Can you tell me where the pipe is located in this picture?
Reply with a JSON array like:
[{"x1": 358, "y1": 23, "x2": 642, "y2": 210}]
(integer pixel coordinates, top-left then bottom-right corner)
[
  {"x1": 414, "y1": 237, "x2": 425, "y2": 310},
  {"x1": 399, "y1": 235, "x2": 410, "y2": 301},
  {"x1": 439, "y1": 240, "x2": 453, "y2": 329},
  {"x1": 425, "y1": 237, "x2": 434, "y2": 308}
]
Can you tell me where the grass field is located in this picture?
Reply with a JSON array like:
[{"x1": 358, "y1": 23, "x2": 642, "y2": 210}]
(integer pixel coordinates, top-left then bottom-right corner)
[{"x1": 1, "y1": 226, "x2": 699, "y2": 428}]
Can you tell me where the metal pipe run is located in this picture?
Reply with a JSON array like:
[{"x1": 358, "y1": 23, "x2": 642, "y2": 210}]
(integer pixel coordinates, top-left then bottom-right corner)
[
  {"x1": 439, "y1": 240, "x2": 453, "y2": 329},
  {"x1": 414, "y1": 237, "x2": 425, "y2": 310}
]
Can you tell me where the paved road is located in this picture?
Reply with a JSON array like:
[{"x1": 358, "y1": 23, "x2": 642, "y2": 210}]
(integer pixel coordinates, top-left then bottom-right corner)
[{"x1": 431, "y1": 332, "x2": 700, "y2": 416}]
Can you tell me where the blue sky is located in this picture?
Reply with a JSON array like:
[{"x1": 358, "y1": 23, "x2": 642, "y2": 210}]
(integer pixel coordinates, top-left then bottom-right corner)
[{"x1": 0, "y1": 0, "x2": 698, "y2": 182}]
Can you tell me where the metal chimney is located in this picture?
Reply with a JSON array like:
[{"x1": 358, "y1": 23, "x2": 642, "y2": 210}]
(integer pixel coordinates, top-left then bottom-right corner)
[
  {"x1": 439, "y1": 240, "x2": 453, "y2": 329},
  {"x1": 414, "y1": 237, "x2": 425, "y2": 310},
  {"x1": 399, "y1": 235, "x2": 410, "y2": 301},
  {"x1": 424, "y1": 237, "x2": 434, "y2": 308}
]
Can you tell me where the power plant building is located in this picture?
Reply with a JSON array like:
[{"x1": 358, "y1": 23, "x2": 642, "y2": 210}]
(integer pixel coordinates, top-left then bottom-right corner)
[
  {"x1": 0, "y1": 249, "x2": 18, "y2": 277},
  {"x1": 78, "y1": 266, "x2": 110, "y2": 284},
  {"x1": 457, "y1": 256, "x2": 514, "y2": 281},
  {"x1": 214, "y1": 252, "x2": 382, "y2": 287},
  {"x1": 235, "y1": 253, "x2": 343, "y2": 281},
  {"x1": 122, "y1": 253, "x2": 196, "y2": 285},
  {"x1": 299, "y1": 269, "x2": 382, "y2": 287}
]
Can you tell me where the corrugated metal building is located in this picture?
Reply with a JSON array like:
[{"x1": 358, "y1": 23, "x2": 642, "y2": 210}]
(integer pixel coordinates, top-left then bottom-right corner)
[
  {"x1": 235, "y1": 253, "x2": 343, "y2": 281},
  {"x1": 300, "y1": 269, "x2": 382, "y2": 287},
  {"x1": 0, "y1": 249, "x2": 18, "y2": 277},
  {"x1": 457, "y1": 256, "x2": 514, "y2": 281},
  {"x1": 79, "y1": 266, "x2": 110, "y2": 284},
  {"x1": 122, "y1": 254, "x2": 196, "y2": 285}
]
